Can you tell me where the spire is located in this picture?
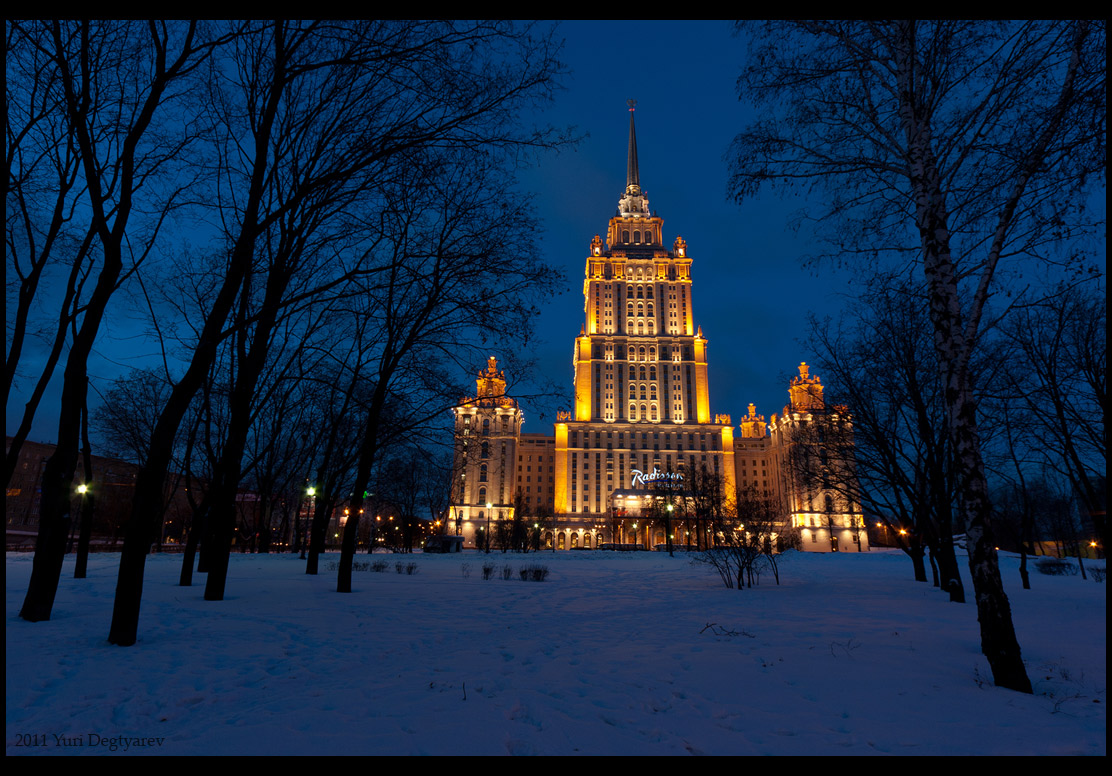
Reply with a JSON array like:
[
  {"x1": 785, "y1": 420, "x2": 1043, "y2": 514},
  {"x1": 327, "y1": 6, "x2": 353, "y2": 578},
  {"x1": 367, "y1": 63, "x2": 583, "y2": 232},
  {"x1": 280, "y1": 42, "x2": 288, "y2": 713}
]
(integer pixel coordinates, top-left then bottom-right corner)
[
  {"x1": 617, "y1": 99, "x2": 650, "y2": 218},
  {"x1": 626, "y1": 99, "x2": 640, "y2": 194}
]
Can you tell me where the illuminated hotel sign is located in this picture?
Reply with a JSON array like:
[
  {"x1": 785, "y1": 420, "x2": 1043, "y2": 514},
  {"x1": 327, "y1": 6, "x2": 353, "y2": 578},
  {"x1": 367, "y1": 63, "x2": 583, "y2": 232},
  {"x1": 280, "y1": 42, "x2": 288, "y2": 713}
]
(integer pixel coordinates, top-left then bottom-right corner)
[{"x1": 630, "y1": 468, "x2": 684, "y2": 487}]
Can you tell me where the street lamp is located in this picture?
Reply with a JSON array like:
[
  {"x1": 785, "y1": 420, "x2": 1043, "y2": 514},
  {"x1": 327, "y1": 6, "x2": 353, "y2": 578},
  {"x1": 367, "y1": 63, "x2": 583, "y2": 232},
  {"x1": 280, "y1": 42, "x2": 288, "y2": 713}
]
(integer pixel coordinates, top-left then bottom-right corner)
[
  {"x1": 301, "y1": 485, "x2": 317, "y2": 559},
  {"x1": 485, "y1": 501, "x2": 493, "y2": 554}
]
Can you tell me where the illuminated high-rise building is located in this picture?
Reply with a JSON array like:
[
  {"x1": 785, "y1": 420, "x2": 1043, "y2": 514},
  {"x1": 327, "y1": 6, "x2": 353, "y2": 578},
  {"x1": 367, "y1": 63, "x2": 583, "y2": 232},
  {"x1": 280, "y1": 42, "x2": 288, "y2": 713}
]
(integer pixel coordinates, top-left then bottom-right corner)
[
  {"x1": 448, "y1": 105, "x2": 866, "y2": 553},
  {"x1": 551, "y1": 99, "x2": 735, "y2": 549}
]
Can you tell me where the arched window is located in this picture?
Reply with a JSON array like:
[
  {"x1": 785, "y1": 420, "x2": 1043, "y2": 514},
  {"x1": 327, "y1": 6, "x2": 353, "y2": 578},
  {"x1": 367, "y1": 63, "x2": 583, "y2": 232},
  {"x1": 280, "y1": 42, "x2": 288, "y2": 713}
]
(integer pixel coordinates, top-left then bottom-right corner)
[
  {"x1": 639, "y1": 384, "x2": 647, "y2": 399},
  {"x1": 650, "y1": 386, "x2": 657, "y2": 400},
  {"x1": 637, "y1": 302, "x2": 644, "y2": 316},
  {"x1": 637, "y1": 322, "x2": 644, "y2": 335},
  {"x1": 482, "y1": 418, "x2": 490, "y2": 434},
  {"x1": 640, "y1": 404, "x2": 647, "y2": 419},
  {"x1": 639, "y1": 347, "x2": 646, "y2": 360},
  {"x1": 825, "y1": 494, "x2": 834, "y2": 513},
  {"x1": 639, "y1": 366, "x2": 647, "y2": 380},
  {"x1": 649, "y1": 366, "x2": 657, "y2": 380},
  {"x1": 629, "y1": 403, "x2": 637, "y2": 419},
  {"x1": 622, "y1": 230, "x2": 630, "y2": 242},
  {"x1": 651, "y1": 405, "x2": 658, "y2": 421},
  {"x1": 627, "y1": 346, "x2": 635, "y2": 360},
  {"x1": 647, "y1": 303, "x2": 654, "y2": 317},
  {"x1": 637, "y1": 286, "x2": 644, "y2": 298},
  {"x1": 633, "y1": 230, "x2": 641, "y2": 243},
  {"x1": 647, "y1": 321, "x2": 655, "y2": 334},
  {"x1": 481, "y1": 442, "x2": 489, "y2": 459},
  {"x1": 479, "y1": 488, "x2": 486, "y2": 503},
  {"x1": 479, "y1": 464, "x2": 488, "y2": 482}
]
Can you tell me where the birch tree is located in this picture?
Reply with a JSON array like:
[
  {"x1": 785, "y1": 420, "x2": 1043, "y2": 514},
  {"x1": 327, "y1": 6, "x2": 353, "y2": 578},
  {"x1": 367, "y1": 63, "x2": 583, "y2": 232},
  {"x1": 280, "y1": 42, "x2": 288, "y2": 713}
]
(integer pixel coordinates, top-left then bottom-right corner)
[{"x1": 729, "y1": 20, "x2": 1105, "y2": 693}]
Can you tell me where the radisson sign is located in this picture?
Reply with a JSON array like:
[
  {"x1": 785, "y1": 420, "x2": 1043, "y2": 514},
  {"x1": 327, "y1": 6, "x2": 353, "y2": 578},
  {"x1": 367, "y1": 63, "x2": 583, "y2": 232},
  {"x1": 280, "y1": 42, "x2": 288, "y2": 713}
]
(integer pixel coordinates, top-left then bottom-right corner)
[{"x1": 630, "y1": 468, "x2": 684, "y2": 487}]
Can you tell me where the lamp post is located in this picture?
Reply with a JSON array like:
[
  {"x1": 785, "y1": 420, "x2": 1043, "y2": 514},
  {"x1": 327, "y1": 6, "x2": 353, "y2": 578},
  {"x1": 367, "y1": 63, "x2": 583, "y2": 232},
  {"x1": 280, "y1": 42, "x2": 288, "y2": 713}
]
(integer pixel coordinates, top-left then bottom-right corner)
[
  {"x1": 74, "y1": 483, "x2": 91, "y2": 578},
  {"x1": 485, "y1": 501, "x2": 492, "y2": 554},
  {"x1": 302, "y1": 486, "x2": 316, "y2": 560},
  {"x1": 666, "y1": 503, "x2": 675, "y2": 556}
]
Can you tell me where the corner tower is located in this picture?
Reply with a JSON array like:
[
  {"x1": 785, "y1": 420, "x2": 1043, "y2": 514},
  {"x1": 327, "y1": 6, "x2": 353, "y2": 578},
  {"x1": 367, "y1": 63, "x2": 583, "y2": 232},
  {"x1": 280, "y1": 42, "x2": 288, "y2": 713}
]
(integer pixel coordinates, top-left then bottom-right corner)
[{"x1": 449, "y1": 357, "x2": 524, "y2": 544}]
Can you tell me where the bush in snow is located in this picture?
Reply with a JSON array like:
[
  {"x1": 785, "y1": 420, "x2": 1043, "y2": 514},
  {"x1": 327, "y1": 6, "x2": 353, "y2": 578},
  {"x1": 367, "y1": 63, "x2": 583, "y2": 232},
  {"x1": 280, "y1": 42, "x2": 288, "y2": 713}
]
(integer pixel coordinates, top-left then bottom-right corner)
[{"x1": 1034, "y1": 557, "x2": 1078, "y2": 576}]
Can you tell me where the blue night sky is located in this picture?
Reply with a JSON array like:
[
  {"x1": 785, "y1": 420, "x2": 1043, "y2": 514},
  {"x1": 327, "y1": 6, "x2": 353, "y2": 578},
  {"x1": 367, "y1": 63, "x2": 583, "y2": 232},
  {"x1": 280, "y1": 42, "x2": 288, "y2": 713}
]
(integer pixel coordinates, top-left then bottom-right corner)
[
  {"x1": 510, "y1": 20, "x2": 858, "y2": 434},
  {"x1": 13, "y1": 21, "x2": 864, "y2": 446}
]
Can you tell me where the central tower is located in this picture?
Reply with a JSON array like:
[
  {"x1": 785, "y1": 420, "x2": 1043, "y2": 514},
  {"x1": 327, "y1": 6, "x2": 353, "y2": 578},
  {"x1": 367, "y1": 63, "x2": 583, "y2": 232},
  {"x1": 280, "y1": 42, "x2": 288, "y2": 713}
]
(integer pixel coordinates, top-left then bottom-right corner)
[{"x1": 554, "y1": 103, "x2": 735, "y2": 528}]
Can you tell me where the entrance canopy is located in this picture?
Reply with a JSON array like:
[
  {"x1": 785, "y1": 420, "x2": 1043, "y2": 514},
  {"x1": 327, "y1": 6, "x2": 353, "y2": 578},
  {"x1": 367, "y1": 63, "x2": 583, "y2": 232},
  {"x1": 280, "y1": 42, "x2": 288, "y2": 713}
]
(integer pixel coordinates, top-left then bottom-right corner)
[{"x1": 609, "y1": 488, "x2": 691, "y2": 518}]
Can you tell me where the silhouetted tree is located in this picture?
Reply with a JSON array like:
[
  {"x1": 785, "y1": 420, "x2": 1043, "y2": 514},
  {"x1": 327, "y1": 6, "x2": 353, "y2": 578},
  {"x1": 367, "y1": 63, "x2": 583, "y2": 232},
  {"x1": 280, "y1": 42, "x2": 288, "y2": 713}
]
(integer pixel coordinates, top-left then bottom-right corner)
[
  {"x1": 729, "y1": 20, "x2": 1105, "y2": 693},
  {"x1": 19, "y1": 20, "x2": 221, "y2": 624}
]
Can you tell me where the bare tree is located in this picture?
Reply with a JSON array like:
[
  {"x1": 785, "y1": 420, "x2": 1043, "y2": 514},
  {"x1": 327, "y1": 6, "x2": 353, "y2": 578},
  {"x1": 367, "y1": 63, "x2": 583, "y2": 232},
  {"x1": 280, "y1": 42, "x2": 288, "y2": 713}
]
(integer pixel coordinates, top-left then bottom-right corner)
[
  {"x1": 101, "y1": 22, "x2": 569, "y2": 643},
  {"x1": 729, "y1": 20, "x2": 1105, "y2": 693},
  {"x1": 4, "y1": 21, "x2": 96, "y2": 489},
  {"x1": 694, "y1": 484, "x2": 781, "y2": 590},
  {"x1": 802, "y1": 275, "x2": 964, "y2": 598},
  {"x1": 18, "y1": 20, "x2": 221, "y2": 624},
  {"x1": 1000, "y1": 283, "x2": 1106, "y2": 552},
  {"x1": 334, "y1": 144, "x2": 570, "y2": 591}
]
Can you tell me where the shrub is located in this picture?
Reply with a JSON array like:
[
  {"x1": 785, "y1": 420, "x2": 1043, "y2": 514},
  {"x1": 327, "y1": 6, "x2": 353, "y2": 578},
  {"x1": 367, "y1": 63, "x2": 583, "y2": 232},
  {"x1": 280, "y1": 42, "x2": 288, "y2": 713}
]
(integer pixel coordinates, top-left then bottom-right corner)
[
  {"x1": 406, "y1": 562, "x2": 418, "y2": 575},
  {"x1": 395, "y1": 562, "x2": 404, "y2": 574},
  {"x1": 461, "y1": 562, "x2": 472, "y2": 578},
  {"x1": 371, "y1": 560, "x2": 388, "y2": 573},
  {"x1": 528, "y1": 564, "x2": 549, "y2": 582},
  {"x1": 501, "y1": 564, "x2": 513, "y2": 580},
  {"x1": 1034, "y1": 557, "x2": 1078, "y2": 576},
  {"x1": 1090, "y1": 566, "x2": 1105, "y2": 583},
  {"x1": 481, "y1": 562, "x2": 496, "y2": 580},
  {"x1": 519, "y1": 566, "x2": 530, "y2": 581}
]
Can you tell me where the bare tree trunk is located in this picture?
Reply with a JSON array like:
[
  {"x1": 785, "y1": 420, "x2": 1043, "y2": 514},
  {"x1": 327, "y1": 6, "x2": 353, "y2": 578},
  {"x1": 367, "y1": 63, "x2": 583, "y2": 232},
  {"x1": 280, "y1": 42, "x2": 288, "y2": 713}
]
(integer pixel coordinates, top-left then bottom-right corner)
[{"x1": 897, "y1": 21, "x2": 1031, "y2": 694}]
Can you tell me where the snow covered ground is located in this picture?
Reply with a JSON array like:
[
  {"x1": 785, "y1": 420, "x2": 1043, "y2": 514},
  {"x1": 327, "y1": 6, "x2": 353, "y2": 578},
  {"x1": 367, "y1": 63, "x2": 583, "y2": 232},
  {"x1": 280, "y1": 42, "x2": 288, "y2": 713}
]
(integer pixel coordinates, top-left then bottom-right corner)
[{"x1": 6, "y1": 548, "x2": 1105, "y2": 755}]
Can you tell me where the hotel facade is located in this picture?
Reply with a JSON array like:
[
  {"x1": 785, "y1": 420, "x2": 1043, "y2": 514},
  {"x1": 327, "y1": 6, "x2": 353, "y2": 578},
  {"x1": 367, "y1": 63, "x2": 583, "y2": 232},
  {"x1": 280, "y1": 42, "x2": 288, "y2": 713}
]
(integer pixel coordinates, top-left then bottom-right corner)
[{"x1": 449, "y1": 106, "x2": 867, "y2": 553}]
